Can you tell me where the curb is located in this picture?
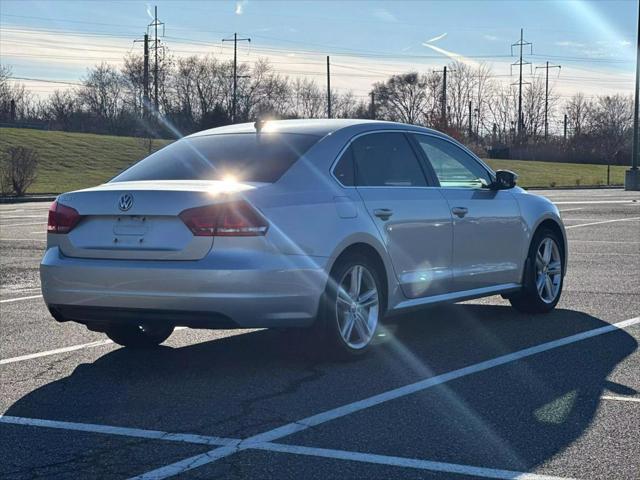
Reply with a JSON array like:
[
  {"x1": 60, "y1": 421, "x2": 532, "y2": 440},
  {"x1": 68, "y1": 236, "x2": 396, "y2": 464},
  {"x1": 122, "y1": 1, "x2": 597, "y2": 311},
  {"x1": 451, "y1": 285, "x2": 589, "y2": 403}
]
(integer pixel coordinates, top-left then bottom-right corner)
[{"x1": 0, "y1": 195, "x2": 56, "y2": 204}]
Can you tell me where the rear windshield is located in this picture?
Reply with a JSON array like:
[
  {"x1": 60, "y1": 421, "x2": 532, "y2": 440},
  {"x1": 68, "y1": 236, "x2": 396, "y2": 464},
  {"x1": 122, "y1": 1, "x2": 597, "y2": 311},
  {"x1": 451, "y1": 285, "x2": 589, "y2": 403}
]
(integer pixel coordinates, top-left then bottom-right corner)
[{"x1": 112, "y1": 133, "x2": 321, "y2": 183}]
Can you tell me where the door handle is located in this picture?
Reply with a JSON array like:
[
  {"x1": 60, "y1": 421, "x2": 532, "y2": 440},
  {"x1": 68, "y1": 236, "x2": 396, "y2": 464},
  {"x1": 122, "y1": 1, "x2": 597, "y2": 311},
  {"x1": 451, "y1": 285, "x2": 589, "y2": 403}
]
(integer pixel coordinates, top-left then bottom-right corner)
[
  {"x1": 373, "y1": 208, "x2": 393, "y2": 220},
  {"x1": 451, "y1": 207, "x2": 468, "y2": 218}
]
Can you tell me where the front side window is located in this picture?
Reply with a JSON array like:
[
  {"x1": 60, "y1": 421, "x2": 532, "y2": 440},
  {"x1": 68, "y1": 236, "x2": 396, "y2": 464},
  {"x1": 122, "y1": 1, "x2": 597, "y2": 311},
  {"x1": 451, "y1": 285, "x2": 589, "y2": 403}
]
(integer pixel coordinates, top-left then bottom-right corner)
[
  {"x1": 412, "y1": 134, "x2": 491, "y2": 188},
  {"x1": 112, "y1": 133, "x2": 321, "y2": 184},
  {"x1": 351, "y1": 132, "x2": 427, "y2": 187}
]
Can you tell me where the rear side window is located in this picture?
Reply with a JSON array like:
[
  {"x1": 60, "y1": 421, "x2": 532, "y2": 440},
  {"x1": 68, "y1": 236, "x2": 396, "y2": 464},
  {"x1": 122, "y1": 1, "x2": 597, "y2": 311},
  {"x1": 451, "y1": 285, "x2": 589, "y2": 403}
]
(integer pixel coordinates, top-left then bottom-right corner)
[
  {"x1": 333, "y1": 146, "x2": 355, "y2": 186},
  {"x1": 351, "y1": 132, "x2": 427, "y2": 187},
  {"x1": 112, "y1": 133, "x2": 321, "y2": 183}
]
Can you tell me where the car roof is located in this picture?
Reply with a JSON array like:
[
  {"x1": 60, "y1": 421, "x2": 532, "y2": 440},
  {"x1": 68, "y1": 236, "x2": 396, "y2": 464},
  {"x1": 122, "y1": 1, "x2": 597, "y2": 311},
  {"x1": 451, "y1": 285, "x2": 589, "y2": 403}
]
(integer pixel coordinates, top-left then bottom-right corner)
[{"x1": 187, "y1": 118, "x2": 445, "y2": 138}]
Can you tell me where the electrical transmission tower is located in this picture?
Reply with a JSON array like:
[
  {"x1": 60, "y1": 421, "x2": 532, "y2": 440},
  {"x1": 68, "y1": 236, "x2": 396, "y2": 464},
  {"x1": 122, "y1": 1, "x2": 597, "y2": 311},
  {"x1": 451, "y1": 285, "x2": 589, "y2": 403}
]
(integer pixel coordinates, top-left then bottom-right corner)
[
  {"x1": 223, "y1": 33, "x2": 251, "y2": 123},
  {"x1": 511, "y1": 29, "x2": 532, "y2": 140},
  {"x1": 147, "y1": 6, "x2": 165, "y2": 114},
  {"x1": 535, "y1": 61, "x2": 561, "y2": 139}
]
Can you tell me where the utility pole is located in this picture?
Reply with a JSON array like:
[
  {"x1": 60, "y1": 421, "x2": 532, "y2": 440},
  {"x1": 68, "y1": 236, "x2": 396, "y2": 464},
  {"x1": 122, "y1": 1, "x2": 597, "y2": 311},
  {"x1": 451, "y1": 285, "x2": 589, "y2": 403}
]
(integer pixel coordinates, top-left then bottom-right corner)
[
  {"x1": 370, "y1": 91, "x2": 375, "y2": 119},
  {"x1": 433, "y1": 66, "x2": 452, "y2": 128},
  {"x1": 147, "y1": 6, "x2": 164, "y2": 114},
  {"x1": 511, "y1": 29, "x2": 532, "y2": 140},
  {"x1": 135, "y1": 34, "x2": 150, "y2": 117},
  {"x1": 564, "y1": 113, "x2": 568, "y2": 140},
  {"x1": 626, "y1": 0, "x2": 640, "y2": 190},
  {"x1": 326, "y1": 56, "x2": 332, "y2": 118},
  {"x1": 468, "y1": 100, "x2": 473, "y2": 138},
  {"x1": 536, "y1": 61, "x2": 561, "y2": 140},
  {"x1": 223, "y1": 33, "x2": 251, "y2": 123}
]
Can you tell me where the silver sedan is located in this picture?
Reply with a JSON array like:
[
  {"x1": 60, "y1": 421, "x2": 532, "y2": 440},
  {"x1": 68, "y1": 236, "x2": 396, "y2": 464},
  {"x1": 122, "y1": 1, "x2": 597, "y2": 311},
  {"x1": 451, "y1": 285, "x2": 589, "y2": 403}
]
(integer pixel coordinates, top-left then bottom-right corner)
[{"x1": 41, "y1": 119, "x2": 567, "y2": 357}]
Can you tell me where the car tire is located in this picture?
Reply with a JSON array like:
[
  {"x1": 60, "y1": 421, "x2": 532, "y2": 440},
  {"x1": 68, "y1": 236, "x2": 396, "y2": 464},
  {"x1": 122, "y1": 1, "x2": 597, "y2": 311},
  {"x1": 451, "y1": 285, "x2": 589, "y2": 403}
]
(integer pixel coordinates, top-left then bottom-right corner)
[
  {"x1": 105, "y1": 324, "x2": 174, "y2": 348},
  {"x1": 509, "y1": 228, "x2": 564, "y2": 314},
  {"x1": 314, "y1": 253, "x2": 386, "y2": 359}
]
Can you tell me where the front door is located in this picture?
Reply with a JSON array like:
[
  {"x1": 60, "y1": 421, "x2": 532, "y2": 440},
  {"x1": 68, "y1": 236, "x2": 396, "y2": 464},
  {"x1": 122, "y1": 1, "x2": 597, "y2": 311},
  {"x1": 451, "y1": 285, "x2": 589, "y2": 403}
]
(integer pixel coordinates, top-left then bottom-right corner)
[{"x1": 411, "y1": 133, "x2": 526, "y2": 292}]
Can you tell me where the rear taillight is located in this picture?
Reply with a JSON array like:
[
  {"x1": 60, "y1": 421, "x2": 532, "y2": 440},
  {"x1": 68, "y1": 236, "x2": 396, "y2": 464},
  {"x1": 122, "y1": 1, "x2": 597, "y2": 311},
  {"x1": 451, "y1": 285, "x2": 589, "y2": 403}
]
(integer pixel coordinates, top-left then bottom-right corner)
[
  {"x1": 179, "y1": 201, "x2": 268, "y2": 237},
  {"x1": 47, "y1": 200, "x2": 81, "y2": 234}
]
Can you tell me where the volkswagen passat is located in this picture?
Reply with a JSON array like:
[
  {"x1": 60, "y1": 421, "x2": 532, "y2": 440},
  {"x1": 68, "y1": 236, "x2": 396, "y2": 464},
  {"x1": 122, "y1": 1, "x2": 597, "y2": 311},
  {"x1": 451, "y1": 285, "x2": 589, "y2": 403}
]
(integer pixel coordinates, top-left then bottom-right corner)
[{"x1": 41, "y1": 119, "x2": 567, "y2": 357}]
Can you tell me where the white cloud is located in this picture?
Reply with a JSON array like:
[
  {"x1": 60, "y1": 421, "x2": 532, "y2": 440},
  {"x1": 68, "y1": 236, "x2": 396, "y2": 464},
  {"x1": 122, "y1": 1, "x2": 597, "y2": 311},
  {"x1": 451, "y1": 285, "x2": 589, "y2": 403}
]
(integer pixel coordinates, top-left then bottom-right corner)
[
  {"x1": 372, "y1": 8, "x2": 398, "y2": 22},
  {"x1": 556, "y1": 40, "x2": 586, "y2": 48},
  {"x1": 620, "y1": 40, "x2": 631, "y2": 47},
  {"x1": 235, "y1": 0, "x2": 247, "y2": 15},
  {"x1": 425, "y1": 33, "x2": 447, "y2": 44},
  {"x1": 483, "y1": 34, "x2": 499, "y2": 42}
]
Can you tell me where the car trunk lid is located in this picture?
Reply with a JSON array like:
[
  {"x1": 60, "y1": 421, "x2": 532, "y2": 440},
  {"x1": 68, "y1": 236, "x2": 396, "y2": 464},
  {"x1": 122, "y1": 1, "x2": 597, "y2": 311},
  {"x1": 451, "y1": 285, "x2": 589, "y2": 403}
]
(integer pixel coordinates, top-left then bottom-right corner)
[{"x1": 52, "y1": 180, "x2": 264, "y2": 260}]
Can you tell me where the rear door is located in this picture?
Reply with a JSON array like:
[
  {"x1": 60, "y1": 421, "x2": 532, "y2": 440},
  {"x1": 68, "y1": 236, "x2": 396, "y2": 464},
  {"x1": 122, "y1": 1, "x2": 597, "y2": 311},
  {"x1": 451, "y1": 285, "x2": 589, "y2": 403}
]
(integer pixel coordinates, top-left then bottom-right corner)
[
  {"x1": 411, "y1": 134, "x2": 525, "y2": 292},
  {"x1": 346, "y1": 131, "x2": 453, "y2": 298}
]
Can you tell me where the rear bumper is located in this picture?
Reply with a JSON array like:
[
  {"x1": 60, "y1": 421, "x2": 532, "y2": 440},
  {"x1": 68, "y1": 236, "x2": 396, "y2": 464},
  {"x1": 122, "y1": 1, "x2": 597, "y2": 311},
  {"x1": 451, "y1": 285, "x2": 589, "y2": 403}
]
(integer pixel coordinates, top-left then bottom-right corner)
[{"x1": 40, "y1": 247, "x2": 328, "y2": 329}]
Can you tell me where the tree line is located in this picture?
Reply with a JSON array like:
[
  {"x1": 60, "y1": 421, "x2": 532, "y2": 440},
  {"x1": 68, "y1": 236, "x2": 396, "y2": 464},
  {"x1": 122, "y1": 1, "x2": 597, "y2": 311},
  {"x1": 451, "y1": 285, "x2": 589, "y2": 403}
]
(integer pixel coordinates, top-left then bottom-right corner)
[{"x1": 0, "y1": 54, "x2": 635, "y2": 165}]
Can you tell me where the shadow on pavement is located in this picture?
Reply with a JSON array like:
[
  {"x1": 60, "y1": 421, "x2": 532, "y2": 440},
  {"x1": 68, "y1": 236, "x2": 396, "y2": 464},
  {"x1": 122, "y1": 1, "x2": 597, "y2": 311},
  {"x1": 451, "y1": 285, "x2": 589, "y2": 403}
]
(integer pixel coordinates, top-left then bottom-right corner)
[{"x1": 3, "y1": 304, "x2": 637, "y2": 477}]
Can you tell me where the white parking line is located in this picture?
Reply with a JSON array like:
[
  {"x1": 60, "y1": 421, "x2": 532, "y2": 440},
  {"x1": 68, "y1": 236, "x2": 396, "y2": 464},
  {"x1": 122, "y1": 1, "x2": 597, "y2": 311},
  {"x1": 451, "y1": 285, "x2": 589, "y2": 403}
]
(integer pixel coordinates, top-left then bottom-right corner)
[
  {"x1": 132, "y1": 316, "x2": 640, "y2": 479},
  {"x1": 255, "y1": 443, "x2": 574, "y2": 480},
  {"x1": 0, "y1": 416, "x2": 240, "y2": 446},
  {"x1": 0, "y1": 238, "x2": 46, "y2": 242},
  {"x1": 0, "y1": 294, "x2": 43, "y2": 304},
  {"x1": 559, "y1": 208, "x2": 583, "y2": 213},
  {"x1": 565, "y1": 217, "x2": 640, "y2": 229},
  {"x1": 0, "y1": 327, "x2": 189, "y2": 365},
  {"x1": 553, "y1": 200, "x2": 638, "y2": 205},
  {"x1": 601, "y1": 396, "x2": 640, "y2": 403},
  {"x1": 0, "y1": 339, "x2": 113, "y2": 365}
]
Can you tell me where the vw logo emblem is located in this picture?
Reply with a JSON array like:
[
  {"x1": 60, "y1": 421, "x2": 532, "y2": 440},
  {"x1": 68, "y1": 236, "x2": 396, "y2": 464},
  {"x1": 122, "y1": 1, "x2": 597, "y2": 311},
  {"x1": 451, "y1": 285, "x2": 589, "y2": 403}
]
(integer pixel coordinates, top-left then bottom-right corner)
[{"x1": 118, "y1": 193, "x2": 134, "y2": 212}]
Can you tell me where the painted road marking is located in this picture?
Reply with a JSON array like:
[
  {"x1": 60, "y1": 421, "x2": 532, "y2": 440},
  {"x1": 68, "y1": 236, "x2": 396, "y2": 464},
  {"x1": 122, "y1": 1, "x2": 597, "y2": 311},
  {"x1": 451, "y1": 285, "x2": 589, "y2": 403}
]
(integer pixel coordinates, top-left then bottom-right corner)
[
  {"x1": 0, "y1": 294, "x2": 43, "y2": 304},
  {"x1": 553, "y1": 200, "x2": 638, "y2": 205},
  {"x1": 0, "y1": 339, "x2": 113, "y2": 365},
  {"x1": 0, "y1": 238, "x2": 46, "y2": 242},
  {"x1": 0, "y1": 415, "x2": 577, "y2": 480},
  {"x1": 0, "y1": 328, "x2": 188, "y2": 365},
  {"x1": 601, "y1": 396, "x2": 640, "y2": 403},
  {"x1": 254, "y1": 443, "x2": 575, "y2": 480},
  {"x1": 0, "y1": 416, "x2": 240, "y2": 446},
  {"x1": 131, "y1": 316, "x2": 640, "y2": 479},
  {"x1": 565, "y1": 217, "x2": 640, "y2": 229}
]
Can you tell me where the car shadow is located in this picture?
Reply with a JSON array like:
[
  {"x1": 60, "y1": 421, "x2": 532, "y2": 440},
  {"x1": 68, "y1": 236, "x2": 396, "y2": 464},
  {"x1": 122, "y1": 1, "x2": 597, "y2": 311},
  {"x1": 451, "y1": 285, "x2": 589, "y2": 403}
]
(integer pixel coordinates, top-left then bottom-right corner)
[{"x1": 3, "y1": 304, "x2": 637, "y2": 476}]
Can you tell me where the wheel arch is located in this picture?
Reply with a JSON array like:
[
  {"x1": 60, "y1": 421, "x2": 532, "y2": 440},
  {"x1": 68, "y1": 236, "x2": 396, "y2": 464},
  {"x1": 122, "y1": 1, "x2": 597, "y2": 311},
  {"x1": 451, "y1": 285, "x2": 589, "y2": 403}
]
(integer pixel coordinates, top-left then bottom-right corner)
[
  {"x1": 530, "y1": 217, "x2": 568, "y2": 276},
  {"x1": 325, "y1": 235, "x2": 398, "y2": 313}
]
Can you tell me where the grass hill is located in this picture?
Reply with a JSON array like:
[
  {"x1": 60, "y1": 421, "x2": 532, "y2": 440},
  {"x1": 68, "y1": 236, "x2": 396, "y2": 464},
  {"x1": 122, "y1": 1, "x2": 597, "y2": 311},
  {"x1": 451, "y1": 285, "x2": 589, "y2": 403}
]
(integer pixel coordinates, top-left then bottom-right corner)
[{"x1": 0, "y1": 127, "x2": 627, "y2": 194}]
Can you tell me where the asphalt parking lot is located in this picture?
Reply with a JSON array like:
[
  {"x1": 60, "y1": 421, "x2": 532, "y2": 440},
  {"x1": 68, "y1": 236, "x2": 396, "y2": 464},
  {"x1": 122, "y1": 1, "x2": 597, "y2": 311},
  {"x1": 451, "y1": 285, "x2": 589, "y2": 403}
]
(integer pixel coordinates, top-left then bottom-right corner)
[{"x1": 1, "y1": 188, "x2": 639, "y2": 480}]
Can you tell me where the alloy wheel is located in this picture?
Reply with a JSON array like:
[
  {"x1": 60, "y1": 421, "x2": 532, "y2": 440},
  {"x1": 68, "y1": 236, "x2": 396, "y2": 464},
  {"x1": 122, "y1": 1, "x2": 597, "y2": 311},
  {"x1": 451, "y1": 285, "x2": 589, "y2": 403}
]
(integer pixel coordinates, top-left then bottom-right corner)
[
  {"x1": 335, "y1": 265, "x2": 379, "y2": 349},
  {"x1": 535, "y1": 237, "x2": 562, "y2": 304}
]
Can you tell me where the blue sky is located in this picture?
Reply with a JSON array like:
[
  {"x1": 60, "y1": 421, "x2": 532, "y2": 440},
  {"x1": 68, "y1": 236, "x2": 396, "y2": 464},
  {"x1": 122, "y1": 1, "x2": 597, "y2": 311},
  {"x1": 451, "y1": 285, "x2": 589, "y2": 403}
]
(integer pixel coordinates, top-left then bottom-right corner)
[{"x1": 1, "y1": 0, "x2": 637, "y2": 98}]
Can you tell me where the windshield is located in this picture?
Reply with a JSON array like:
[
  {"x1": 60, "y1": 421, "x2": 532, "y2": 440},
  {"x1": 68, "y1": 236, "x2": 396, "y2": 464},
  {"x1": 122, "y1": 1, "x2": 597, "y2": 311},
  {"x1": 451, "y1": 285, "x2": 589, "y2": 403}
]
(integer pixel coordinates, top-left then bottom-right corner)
[{"x1": 111, "y1": 133, "x2": 321, "y2": 183}]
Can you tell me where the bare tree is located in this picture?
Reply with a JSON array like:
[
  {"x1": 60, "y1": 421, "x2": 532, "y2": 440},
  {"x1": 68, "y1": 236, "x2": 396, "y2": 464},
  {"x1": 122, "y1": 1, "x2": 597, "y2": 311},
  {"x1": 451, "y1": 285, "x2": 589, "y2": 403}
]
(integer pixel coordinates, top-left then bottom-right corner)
[
  {"x1": 79, "y1": 63, "x2": 126, "y2": 133},
  {"x1": 566, "y1": 93, "x2": 590, "y2": 138},
  {"x1": 1, "y1": 146, "x2": 39, "y2": 196},
  {"x1": 372, "y1": 72, "x2": 431, "y2": 124},
  {"x1": 289, "y1": 78, "x2": 324, "y2": 118},
  {"x1": 587, "y1": 94, "x2": 633, "y2": 162},
  {"x1": 44, "y1": 90, "x2": 77, "y2": 130}
]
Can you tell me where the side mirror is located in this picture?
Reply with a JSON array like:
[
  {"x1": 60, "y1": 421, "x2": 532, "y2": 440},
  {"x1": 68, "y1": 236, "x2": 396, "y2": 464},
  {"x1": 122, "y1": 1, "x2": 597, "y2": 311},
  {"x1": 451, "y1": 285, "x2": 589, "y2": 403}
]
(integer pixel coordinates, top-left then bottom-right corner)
[{"x1": 492, "y1": 169, "x2": 518, "y2": 190}]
